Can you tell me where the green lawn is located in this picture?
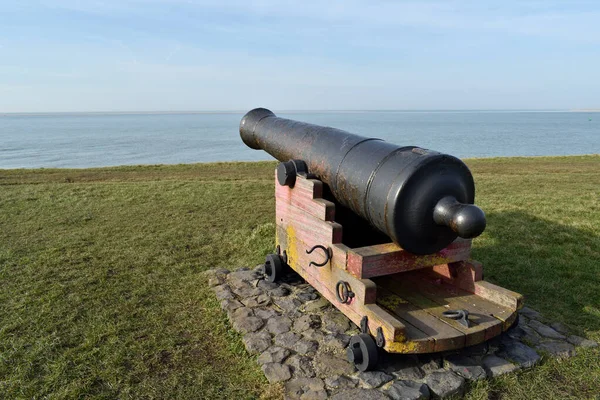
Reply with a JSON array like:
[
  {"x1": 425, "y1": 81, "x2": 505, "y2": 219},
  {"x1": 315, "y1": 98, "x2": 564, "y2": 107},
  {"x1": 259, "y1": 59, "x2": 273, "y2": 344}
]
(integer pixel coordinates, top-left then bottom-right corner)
[{"x1": 1, "y1": 155, "x2": 599, "y2": 399}]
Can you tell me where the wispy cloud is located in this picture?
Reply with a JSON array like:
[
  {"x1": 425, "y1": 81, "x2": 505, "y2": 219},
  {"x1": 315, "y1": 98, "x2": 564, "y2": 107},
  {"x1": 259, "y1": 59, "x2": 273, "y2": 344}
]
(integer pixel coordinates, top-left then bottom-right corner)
[
  {"x1": 1, "y1": 0, "x2": 599, "y2": 111},
  {"x1": 26, "y1": 0, "x2": 600, "y2": 42}
]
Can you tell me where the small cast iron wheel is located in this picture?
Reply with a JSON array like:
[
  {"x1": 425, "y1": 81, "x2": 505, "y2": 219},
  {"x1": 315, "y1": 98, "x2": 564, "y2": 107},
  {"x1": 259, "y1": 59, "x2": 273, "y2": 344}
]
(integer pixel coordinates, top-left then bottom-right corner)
[
  {"x1": 263, "y1": 253, "x2": 284, "y2": 283},
  {"x1": 347, "y1": 333, "x2": 379, "y2": 372}
]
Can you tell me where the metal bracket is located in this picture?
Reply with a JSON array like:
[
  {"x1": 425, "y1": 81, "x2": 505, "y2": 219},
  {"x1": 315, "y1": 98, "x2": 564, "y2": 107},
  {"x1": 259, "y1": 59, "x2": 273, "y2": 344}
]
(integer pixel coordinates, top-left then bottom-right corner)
[
  {"x1": 360, "y1": 316, "x2": 369, "y2": 334},
  {"x1": 306, "y1": 245, "x2": 332, "y2": 267},
  {"x1": 442, "y1": 309, "x2": 470, "y2": 328},
  {"x1": 282, "y1": 250, "x2": 288, "y2": 265},
  {"x1": 376, "y1": 327, "x2": 385, "y2": 348}
]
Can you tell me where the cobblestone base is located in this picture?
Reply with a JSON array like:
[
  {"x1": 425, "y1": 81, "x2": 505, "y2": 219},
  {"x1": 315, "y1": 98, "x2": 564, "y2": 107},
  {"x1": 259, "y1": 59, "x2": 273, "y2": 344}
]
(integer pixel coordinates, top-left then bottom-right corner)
[{"x1": 206, "y1": 266, "x2": 597, "y2": 399}]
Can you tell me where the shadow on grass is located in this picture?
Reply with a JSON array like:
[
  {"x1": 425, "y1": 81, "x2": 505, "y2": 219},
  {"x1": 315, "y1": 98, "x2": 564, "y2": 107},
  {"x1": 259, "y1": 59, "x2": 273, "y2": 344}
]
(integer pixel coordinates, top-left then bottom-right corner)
[{"x1": 473, "y1": 211, "x2": 600, "y2": 335}]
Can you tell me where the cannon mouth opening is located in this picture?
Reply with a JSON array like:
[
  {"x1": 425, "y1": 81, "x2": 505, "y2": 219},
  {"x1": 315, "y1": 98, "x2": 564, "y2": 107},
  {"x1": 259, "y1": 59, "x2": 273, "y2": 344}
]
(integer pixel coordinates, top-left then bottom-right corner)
[{"x1": 239, "y1": 108, "x2": 276, "y2": 150}]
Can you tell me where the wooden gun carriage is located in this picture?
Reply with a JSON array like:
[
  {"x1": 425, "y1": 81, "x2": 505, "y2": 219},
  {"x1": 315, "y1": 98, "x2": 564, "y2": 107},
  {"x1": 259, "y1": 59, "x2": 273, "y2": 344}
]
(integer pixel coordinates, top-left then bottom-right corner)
[{"x1": 240, "y1": 108, "x2": 523, "y2": 371}]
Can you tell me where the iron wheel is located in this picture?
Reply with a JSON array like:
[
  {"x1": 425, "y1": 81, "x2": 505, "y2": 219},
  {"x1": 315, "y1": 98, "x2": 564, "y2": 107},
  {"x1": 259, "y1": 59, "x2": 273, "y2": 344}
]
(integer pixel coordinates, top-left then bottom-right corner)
[
  {"x1": 263, "y1": 253, "x2": 284, "y2": 283},
  {"x1": 347, "y1": 333, "x2": 379, "y2": 371}
]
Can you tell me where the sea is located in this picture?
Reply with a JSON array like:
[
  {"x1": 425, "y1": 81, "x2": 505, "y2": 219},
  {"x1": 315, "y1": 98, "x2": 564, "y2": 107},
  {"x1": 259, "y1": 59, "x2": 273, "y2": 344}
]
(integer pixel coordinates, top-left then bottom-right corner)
[{"x1": 0, "y1": 111, "x2": 598, "y2": 169}]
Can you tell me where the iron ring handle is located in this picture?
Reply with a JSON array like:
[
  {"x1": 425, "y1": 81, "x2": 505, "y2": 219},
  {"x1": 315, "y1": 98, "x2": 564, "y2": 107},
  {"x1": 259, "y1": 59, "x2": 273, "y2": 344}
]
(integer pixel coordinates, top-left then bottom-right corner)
[
  {"x1": 442, "y1": 309, "x2": 470, "y2": 327},
  {"x1": 306, "y1": 244, "x2": 332, "y2": 267},
  {"x1": 442, "y1": 310, "x2": 469, "y2": 319},
  {"x1": 336, "y1": 281, "x2": 355, "y2": 304}
]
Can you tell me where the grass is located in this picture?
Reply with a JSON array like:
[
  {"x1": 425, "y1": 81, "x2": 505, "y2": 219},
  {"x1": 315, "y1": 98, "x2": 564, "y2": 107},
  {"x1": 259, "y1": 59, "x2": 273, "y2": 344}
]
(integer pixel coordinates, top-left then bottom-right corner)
[{"x1": 1, "y1": 155, "x2": 599, "y2": 399}]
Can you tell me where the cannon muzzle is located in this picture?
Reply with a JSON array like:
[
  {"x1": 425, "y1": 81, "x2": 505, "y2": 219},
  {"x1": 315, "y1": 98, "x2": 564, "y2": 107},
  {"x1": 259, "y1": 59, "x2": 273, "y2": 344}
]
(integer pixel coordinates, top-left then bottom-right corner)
[{"x1": 240, "y1": 108, "x2": 486, "y2": 255}]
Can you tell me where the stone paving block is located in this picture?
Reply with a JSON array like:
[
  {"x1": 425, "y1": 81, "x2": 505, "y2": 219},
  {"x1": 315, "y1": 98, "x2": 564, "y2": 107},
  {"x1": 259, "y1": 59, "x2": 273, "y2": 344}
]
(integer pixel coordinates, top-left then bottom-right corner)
[
  {"x1": 293, "y1": 339, "x2": 319, "y2": 356},
  {"x1": 303, "y1": 328, "x2": 326, "y2": 342},
  {"x1": 321, "y1": 333, "x2": 350, "y2": 352},
  {"x1": 425, "y1": 371, "x2": 465, "y2": 398},
  {"x1": 254, "y1": 307, "x2": 280, "y2": 320},
  {"x1": 208, "y1": 275, "x2": 225, "y2": 287},
  {"x1": 314, "y1": 351, "x2": 355, "y2": 377},
  {"x1": 228, "y1": 269, "x2": 260, "y2": 283},
  {"x1": 324, "y1": 375, "x2": 358, "y2": 390},
  {"x1": 269, "y1": 286, "x2": 291, "y2": 297},
  {"x1": 285, "y1": 377, "x2": 326, "y2": 400},
  {"x1": 482, "y1": 355, "x2": 519, "y2": 377},
  {"x1": 549, "y1": 322, "x2": 570, "y2": 335},
  {"x1": 536, "y1": 341, "x2": 576, "y2": 358},
  {"x1": 257, "y1": 346, "x2": 291, "y2": 365},
  {"x1": 287, "y1": 355, "x2": 317, "y2": 378},
  {"x1": 568, "y1": 335, "x2": 598, "y2": 348},
  {"x1": 213, "y1": 284, "x2": 234, "y2": 300},
  {"x1": 274, "y1": 297, "x2": 302, "y2": 313},
  {"x1": 294, "y1": 314, "x2": 321, "y2": 332},
  {"x1": 357, "y1": 371, "x2": 394, "y2": 389},
  {"x1": 242, "y1": 331, "x2": 272, "y2": 354},
  {"x1": 267, "y1": 315, "x2": 293, "y2": 334},
  {"x1": 499, "y1": 340, "x2": 540, "y2": 368},
  {"x1": 386, "y1": 380, "x2": 430, "y2": 400},
  {"x1": 297, "y1": 291, "x2": 319, "y2": 303},
  {"x1": 321, "y1": 310, "x2": 351, "y2": 333},
  {"x1": 416, "y1": 355, "x2": 443, "y2": 374},
  {"x1": 220, "y1": 298, "x2": 243, "y2": 313},
  {"x1": 262, "y1": 362, "x2": 292, "y2": 383},
  {"x1": 519, "y1": 307, "x2": 541, "y2": 320},
  {"x1": 231, "y1": 308, "x2": 264, "y2": 334},
  {"x1": 528, "y1": 320, "x2": 566, "y2": 340},
  {"x1": 301, "y1": 297, "x2": 331, "y2": 313},
  {"x1": 330, "y1": 388, "x2": 391, "y2": 400},
  {"x1": 444, "y1": 355, "x2": 486, "y2": 381}
]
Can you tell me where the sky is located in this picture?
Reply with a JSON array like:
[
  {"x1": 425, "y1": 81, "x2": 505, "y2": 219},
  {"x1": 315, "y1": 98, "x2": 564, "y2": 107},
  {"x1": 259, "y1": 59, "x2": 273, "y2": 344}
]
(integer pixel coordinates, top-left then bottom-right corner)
[{"x1": 1, "y1": 0, "x2": 599, "y2": 112}]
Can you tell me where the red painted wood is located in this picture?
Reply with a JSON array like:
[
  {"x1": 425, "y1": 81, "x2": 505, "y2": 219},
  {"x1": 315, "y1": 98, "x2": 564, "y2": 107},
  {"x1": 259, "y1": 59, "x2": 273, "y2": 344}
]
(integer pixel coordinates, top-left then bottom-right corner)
[
  {"x1": 275, "y1": 173, "x2": 335, "y2": 221},
  {"x1": 347, "y1": 239, "x2": 472, "y2": 279},
  {"x1": 429, "y1": 261, "x2": 483, "y2": 293}
]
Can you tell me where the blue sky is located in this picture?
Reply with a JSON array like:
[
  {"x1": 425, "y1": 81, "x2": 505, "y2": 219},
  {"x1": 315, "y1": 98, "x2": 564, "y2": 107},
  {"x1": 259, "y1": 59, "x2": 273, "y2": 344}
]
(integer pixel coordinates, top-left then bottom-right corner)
[{"x1": 1, "y1": 1, "x2": 599, "y2": 112}]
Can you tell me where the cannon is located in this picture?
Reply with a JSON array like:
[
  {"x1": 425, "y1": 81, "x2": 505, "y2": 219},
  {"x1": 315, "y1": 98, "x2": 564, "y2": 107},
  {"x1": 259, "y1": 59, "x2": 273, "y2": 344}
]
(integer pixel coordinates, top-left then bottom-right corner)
[
  {"x1": 240, "y1": 108, "x2": 523, "y2": 371},
  {"x1": 240, "y1": 108, "x2": 486, "y2": 255}
]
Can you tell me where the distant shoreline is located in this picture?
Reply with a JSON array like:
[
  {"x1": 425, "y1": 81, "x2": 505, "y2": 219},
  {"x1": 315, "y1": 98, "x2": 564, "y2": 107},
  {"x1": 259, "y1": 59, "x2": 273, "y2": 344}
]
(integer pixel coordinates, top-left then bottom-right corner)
[{"x1": 1, "y1": 109, "x2": 598, "y2": 117}]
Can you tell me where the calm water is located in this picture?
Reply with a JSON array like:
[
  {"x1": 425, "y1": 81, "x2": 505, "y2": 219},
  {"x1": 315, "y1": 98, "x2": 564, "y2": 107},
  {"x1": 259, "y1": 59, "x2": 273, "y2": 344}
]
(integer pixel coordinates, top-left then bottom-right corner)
[{"x1": 0, "y1": 111, "x2": 598, "y2": 169}]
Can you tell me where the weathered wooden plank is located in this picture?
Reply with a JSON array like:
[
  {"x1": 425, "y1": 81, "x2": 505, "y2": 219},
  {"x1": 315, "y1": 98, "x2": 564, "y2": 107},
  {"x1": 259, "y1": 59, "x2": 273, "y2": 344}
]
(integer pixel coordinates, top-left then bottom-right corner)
[
  {"x1": 414, "y1": 267, "x2": 520, "y2": 328},
  {"x1": 376, "y1": 286, "x2": 465, "y2": 352},
  {"x1": 276, "y1": 200, "x2": 343, "y2": 245},
  {"x1": 418, "y1": 263, "x2": 520, "y2": 328},
  {"x1": 378, "y1": 275, "x2": 494, "y2": 346},
  {"x1": 347, "y1": 239, "x2": 472, "y2": 279},
  {"x1": 286, "y1": 244, "x2": 407, "y2": 348},
  {"x1": 430, "y1": 261, "x2": 483, "y2": 293},
  {"x1": 275, "y1": 174, "x2": 336, "y2": 221},
  {"x1": 474, "y1": 280, "x2": 524, "y2": 312},
  {"x1": 275, "y1": 219, "x2": 346, "y2": 277},
  {"x1": 388, "y1": 272, "x2": 509, "y2": 340}
]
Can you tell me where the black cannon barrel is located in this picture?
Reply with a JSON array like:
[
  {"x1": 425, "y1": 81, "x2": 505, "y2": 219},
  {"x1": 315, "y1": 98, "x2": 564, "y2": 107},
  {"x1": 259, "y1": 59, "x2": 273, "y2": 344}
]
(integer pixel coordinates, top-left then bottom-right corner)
[{"x1": 240, "y1": 108, "x2": 486, "y2": 255}]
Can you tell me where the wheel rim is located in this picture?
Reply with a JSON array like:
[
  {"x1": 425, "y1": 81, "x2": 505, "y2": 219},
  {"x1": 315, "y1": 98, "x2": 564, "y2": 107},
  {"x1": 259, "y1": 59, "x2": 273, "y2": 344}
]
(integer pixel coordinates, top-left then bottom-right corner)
[
  {"x1": 346, "y1": 342, "x2": 362, "y2": 364},
  {"x1": 348, "y1": 334, "x2": 378, "y2": 372},
  {"x1": 264, "y1": 254, "x2": 283, "y2": 283},
  {"x1": 263, "y1": 260, "x2": 273, "y2": 278}
]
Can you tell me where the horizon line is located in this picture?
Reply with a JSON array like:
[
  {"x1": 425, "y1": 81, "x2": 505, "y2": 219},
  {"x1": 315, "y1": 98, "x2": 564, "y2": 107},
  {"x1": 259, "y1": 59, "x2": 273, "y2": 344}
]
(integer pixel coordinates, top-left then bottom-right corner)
[{"x1": 2, "y1": 108, "x2": 599, "y2": 116}]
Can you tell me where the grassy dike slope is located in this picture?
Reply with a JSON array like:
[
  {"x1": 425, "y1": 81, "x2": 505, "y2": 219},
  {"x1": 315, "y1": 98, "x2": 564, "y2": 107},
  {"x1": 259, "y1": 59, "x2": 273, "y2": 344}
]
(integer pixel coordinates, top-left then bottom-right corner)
[{"x1": 1, "y1": 155, "x2": 599, "y2": 399}]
